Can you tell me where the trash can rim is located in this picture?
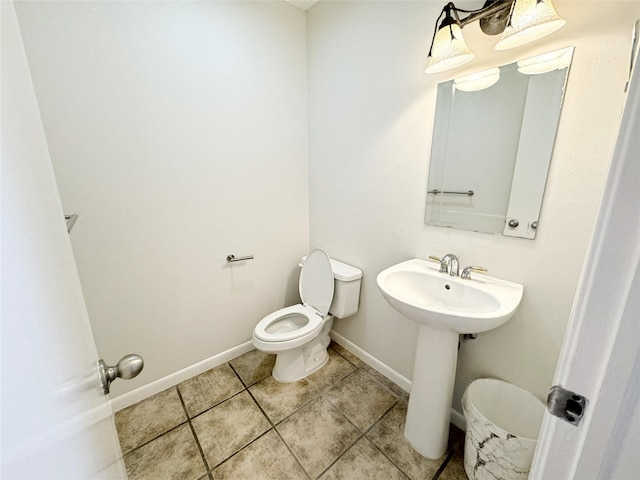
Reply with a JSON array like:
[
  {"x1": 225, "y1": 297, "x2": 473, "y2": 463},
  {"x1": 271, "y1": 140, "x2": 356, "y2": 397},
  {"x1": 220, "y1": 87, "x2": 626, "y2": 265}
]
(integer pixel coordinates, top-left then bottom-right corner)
[{"x1": 463, "y1": 377, "x2": 545, "y2": 441}]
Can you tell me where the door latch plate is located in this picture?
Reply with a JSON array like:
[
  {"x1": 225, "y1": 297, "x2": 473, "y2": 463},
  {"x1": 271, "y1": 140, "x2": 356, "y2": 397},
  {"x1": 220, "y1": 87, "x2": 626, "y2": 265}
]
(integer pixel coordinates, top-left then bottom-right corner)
[{"x1": 547, "y1": 385, "x2": 588, "y2": 426}]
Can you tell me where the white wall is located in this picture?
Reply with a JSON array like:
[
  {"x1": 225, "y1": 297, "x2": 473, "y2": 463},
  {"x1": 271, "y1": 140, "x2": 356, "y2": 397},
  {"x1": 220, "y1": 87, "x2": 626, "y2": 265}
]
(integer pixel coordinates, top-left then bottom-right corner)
[
  {"x1": 15, "y1": 0, "x2": 637, "y2": 411},
  {"x1": 15, "y1": 1, "x2": 309, "y2": 397},
  {"x1": 307, "y1": 0, "x2": 638, "y2": 410}
]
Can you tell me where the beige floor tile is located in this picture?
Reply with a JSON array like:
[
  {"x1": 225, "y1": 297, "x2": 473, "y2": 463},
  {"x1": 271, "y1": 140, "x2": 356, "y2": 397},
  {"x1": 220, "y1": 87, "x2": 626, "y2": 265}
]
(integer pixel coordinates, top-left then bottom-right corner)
[
  {"x1": 192, "y1": 390, "x2": 271, "y2": 468},
  {"x1": 115, "y1": 387, "x2": 187, "y2": 454},
  {"x1": 439, "y1": 426, "x2": 467, "y2": 480},
  {"x1": 277, "y1": 397, "x2": 360, "y2": 479},
  {"x1": 178, "y1": 363, "x2": 244, "y2": 417},
  {"x1": 319, "y1": 437, "x2": 407, "y2": 480},
  {"x1": 123, "y1": 424, "x2": 206, "y2": 480},
  {"x1": 324, "y1": 369, "x2": 397, "y2": 430},
  {"x1": 366, "y1": 402, "x2": 442, "y2": 480},
  {"x1": 249, "y1": 375, "x2": 317, "y2": 424},
  {"x1": 229, "y1": 349, "x2": 276, "y2": 387},
  {"x1": 438, "y1": 443, "x2": 467, "y2": 480},
  {"x1": 330, "y1": 342, "x2": 367, "y2": 368},
  {"x1": 116, "y1": 349, "x2": 460, "y2": 480},
  {"x1": 306, "y1": 348, "x2": 356, "y2": 391},
  {"x1": 360, "y1": 364, "x2": 410, "y2": 402},
  {"x1": 331, "y1": 342, "x2": 408, "y2": 401},
  {"x1": 211, "y1": 430, "x2": 307, "y2": 480}
]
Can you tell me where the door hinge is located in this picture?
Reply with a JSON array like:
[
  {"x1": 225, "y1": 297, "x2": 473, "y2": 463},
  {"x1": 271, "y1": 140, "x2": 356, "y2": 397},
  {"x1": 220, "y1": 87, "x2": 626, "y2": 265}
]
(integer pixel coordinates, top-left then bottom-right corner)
[{"x1": 547, "y1": 385, "x2": 588, "y2": 426}]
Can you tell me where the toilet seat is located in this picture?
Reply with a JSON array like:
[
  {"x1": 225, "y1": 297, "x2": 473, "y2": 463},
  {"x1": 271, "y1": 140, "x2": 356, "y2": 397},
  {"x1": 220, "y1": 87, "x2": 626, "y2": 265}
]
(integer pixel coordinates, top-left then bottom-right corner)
[
  {"x1": 253, "y1": 249, "x2": 334, "y2": 346},
  {"x1": 253, "y1": 304, "x2": 323, "y2": 343}
]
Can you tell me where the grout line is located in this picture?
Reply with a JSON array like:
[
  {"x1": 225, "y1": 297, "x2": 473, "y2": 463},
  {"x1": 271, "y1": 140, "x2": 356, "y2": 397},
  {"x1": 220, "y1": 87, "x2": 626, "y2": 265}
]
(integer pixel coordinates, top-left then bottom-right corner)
[
  {"x1": 313, "y1": 394, "x2": 401, "y2": 479},
  {"x1": 117, "y1": 388, "x2": 191, "y2": 456},
  {"x1": 244, "y1": 384, "x2": 276, "y2": 429},
  {"x1": 187, "y1": 388, "x2": 247, "y2": 422},
  {"x1": 238, "y1": 352, "x2": 363, "y2": 479},
  {"x1": 227, "y1": 361, "x2": 251, "y2": 389},
  {"x1": 331, "y1": 349, "x2": 453, "y2": 478},
  {"x1": 242, "y1": 388, "x2": 309, "y2": 477},
  {"x1": 331, "y1": 344, "x2": 408, "y2": 404},
  {"x1": 274, "y1": 349, "x2": 409, "y2": 479},
  {"x1": 207, "y1": 428, "x2": 274, "y2": 471},
  {"x1": 229, "y1": 360, "x2": 311, "y2": 479},
  {"x1": 175, "y1": 385, "x2": 212, "y2": 475},
  {"x1": 356, "y1": 400, "x2": 413, "y2": 479},
  {"x1": 246, "y1": 376, "x2": 323, "y2": 428},
  {"x1": 432, "y1": 445, "x2": 458, "y2": 480},
  {"x1": 121, "y1": 348, "x2": 456, "y2": 480},
  {"x1": 358, "y1": 367, "x2": 409, "y2": 403},
  {"x1": 271, "y1": 426, "x2": 313, "y2": 480},
  {"x1": 312, "y1": 402, "x2": 374, "y2": 479},
  {"x1": 361, "y1": 400, "x2": 399, "y2": 437}
]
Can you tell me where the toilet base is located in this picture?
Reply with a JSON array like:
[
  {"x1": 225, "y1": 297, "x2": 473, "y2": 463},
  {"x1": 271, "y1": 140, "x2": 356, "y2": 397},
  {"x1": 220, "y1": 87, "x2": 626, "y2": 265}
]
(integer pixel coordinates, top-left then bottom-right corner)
[{"x1": 272, "y1": 318, "x2": 333, "y2": 383}]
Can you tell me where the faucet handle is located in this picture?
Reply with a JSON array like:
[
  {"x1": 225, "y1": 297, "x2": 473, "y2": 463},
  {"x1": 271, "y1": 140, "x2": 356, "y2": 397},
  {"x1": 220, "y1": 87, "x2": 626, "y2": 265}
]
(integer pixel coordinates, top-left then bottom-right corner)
[
  {"x1": 461, "y1": 266, "x2": 488, "y2": 280},
  {"x1": 429, "y1": 255, "x2": 450, "y2": 273}
]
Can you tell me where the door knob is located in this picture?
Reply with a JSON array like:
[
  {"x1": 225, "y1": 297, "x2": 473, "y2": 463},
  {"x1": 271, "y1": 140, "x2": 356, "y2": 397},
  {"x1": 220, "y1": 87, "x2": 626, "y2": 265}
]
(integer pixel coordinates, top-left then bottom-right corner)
[{"x1": 98, "y1": 354, "x2": 144, "y2": 395}]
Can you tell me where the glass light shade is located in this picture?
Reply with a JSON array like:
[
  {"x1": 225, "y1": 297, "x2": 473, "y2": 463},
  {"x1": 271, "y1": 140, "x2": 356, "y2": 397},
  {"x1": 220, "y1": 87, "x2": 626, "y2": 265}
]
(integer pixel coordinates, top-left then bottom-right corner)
[
  {"x1": 495, "y1": 0, "x2": 566, "y2": 51},
  {"x1": 454, "y1": 67, "x2": 501, "y2": 91},
  {"x1": 517, "y1": 46, "x2": 573, "y2": 74},
  {"x1": 425, "y1": 23, "x2": 475, "y2": 74}
]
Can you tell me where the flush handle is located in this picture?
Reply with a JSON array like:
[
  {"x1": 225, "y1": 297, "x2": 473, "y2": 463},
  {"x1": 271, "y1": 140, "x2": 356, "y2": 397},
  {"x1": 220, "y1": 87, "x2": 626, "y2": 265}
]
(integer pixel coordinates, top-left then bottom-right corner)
[{"x1": 98, "y1": 354, "x2": 144, "y2": 395}]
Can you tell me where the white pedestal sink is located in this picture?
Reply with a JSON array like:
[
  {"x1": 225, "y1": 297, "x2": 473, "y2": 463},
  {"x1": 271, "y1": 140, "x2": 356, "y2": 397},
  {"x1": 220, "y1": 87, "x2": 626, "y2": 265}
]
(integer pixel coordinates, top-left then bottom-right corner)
[{"x1": 377, "y1": 259, "x2": 523, "y2": 459}]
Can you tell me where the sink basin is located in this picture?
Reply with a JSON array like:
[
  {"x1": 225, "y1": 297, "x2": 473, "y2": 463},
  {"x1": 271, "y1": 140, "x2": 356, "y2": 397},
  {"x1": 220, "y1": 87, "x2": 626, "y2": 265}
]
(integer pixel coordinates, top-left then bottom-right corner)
[
  {"x1": 376, "y1": 258, "x2": 524, "y2": 460},
  {"x1": 376, "y1": 259, "x2": 523, "y2": 333}
]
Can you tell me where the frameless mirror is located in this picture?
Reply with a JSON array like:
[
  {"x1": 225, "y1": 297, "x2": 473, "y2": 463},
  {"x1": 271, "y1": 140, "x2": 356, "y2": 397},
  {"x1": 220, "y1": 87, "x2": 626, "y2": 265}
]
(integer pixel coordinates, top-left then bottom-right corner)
[{"x1": 425, "y1": 47, "x2": 574, "y2": 239}]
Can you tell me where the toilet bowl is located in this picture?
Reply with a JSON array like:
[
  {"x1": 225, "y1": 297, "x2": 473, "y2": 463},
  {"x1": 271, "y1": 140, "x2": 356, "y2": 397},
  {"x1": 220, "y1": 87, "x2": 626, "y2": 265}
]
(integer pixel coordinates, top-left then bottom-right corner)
[{"x1": 252, "y1": 248, "x2": 362, "y2": 383}]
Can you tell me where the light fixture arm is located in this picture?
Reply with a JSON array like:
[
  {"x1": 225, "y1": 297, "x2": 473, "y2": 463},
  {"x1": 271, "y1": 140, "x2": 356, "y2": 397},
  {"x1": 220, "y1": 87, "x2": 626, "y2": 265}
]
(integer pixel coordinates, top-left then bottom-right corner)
[
  {"x1": 428, "y1": 1, "x2": 513, "y2": 58},
  {"x1": 456, "y1": 1, "x2": 513, "y2": 29}
]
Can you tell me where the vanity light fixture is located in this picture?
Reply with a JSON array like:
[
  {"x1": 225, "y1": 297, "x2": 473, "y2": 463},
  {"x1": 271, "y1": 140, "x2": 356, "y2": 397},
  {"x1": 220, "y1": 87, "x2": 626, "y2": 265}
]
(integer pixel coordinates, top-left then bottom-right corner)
[
  {"x1": 517, "y1": 46, "x2": 573, "y2": 74},
  {"x1": 425, "y1": 0, "x2": 566, "y2": 74},
  {"x1": 454, "y1": 67, "x2": 501, "y2": 91}
]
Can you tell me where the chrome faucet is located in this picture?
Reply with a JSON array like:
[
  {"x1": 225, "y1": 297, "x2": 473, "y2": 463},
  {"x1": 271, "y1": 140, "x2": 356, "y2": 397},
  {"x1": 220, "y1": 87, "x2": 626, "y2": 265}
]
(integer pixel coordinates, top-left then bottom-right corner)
[
  {"x1": 440, "y1": 253, "x2": 460, "y2": 277},
  {"x1": 461, "y1": 266, "x2": 488, "y2": 279}
]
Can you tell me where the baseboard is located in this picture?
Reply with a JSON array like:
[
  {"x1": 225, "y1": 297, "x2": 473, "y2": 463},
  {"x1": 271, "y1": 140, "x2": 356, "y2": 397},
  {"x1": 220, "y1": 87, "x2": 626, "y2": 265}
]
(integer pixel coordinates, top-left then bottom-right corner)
[
  {"x1": 109, "y1": 341, "x2": 254, "y2": 412},
  {"x1": 450, "y1": 408, "x2": 466, "y2": 431},
  {"x1": 330, "y1": 330, "x2": 412, "y2": 393},
  {"x1": 330, "y1": 330, "x2": 467, "y2": 431}
]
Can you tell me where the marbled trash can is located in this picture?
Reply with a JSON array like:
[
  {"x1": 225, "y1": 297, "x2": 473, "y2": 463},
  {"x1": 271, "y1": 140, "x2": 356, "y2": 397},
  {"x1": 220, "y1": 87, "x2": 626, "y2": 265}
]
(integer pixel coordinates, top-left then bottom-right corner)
[{"x1": 462, "y1": 378, "x2": 545, "y2": 480}]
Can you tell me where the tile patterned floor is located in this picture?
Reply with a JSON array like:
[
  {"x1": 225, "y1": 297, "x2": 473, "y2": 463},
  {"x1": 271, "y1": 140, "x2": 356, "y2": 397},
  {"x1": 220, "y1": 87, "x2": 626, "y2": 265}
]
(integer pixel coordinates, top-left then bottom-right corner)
[{"x1": 115, "y1": 343, "x2": 467, "y2": 480}]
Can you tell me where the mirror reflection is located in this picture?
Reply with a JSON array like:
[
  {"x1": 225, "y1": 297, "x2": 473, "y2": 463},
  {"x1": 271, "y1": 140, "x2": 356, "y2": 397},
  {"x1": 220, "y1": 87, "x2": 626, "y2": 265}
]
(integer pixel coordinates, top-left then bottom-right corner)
[{"x1": 425, "y1": 47, "x2": 574, "y2": 239}]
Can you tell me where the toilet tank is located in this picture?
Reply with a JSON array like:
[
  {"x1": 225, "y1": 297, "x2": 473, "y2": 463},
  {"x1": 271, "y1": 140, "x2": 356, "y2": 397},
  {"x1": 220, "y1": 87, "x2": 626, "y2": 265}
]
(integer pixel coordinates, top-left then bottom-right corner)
[
  {"x1": 300, "y1": 255, "x2": 363, "y2": 318},
  {"x1": 329, "y1": 258, "x2": 362, "y2": 318},
  {"x1": 329, "y1": 258, "x2": 363, "y2": 318}
]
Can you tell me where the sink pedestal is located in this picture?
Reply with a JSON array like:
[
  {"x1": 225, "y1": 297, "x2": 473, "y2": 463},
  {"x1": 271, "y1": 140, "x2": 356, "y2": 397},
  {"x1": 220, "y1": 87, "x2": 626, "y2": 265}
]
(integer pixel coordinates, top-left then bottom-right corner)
[
  {"x1": 404, "y1": 324, "x2": 459, "y2": 459},
  {"x1": 377, "y1": 259, "x2": 524, "y2": 459}
]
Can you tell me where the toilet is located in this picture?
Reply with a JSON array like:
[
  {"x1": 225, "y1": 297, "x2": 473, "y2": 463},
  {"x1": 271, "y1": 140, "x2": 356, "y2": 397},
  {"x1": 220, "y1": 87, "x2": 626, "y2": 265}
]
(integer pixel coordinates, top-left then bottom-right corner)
[{"x1": 252, "y1": 248, "x2": 363, "y2": 383}]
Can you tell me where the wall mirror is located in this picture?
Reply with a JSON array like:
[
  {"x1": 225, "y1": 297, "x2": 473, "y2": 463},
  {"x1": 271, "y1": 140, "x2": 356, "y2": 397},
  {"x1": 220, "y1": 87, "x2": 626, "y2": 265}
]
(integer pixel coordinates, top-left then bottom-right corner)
[{"x1": 424, "y1": 47, "x2": 574, "y2": 239}]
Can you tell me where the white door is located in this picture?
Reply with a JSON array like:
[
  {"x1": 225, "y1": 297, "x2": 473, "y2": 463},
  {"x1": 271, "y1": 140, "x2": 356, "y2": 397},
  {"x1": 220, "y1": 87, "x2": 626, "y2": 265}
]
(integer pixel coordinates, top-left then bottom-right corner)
[
  {"x1": 1, "y1": 2, "x2": 126, "y2": 478},
  {"x1": 530, "y1": 52, "x2": 640, "y2": 479}
]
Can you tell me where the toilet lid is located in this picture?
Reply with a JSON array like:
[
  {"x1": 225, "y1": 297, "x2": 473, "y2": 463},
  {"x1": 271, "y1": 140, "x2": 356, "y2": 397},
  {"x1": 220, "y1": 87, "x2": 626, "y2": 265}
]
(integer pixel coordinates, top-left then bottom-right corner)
[{"x1": 300, "y1": 248, "x2": 334, "y2": 316}]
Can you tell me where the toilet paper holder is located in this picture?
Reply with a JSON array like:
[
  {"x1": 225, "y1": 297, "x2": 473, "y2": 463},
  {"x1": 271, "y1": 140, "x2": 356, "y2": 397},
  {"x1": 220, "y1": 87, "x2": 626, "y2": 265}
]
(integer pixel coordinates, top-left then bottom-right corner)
[{"x1": 227, "y1": 254, "x2": 254, "y2": 263}]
